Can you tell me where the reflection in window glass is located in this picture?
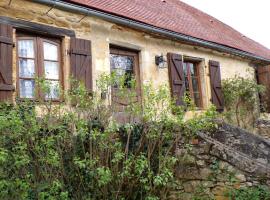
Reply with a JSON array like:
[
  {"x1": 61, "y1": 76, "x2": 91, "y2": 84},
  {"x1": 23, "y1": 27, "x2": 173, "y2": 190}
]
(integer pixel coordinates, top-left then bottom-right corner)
[
  {"x1": 43, "y1": 42, "x2": 58, "y2": 61},
  {"x1": 189, "y1": 63, "x2": 195, "y2": 76},
  {"x1": 18, "y1": 40, "x2": 34, "y2": 58},
  {"x1": 19, "y1": 59, "x2": 35, "y2": 78},
  {"x1": 44, "y1": 61, "x2": 59, "y2": 79},
  {"x1": 45, "y1": 81, "x2": 60, "y2": 99},
  {"x1": 183, "y1": 61, "x2": 201, "y2": 107},
  {"x1": 110, "y1": 54, "x2": 134, "y2": 88},
  {"x1": 19, "y1": 80, "x2": 35, "y2": 98},
  {"x1": 192, "y1": 77, "x2": 199, "y2": 92}
]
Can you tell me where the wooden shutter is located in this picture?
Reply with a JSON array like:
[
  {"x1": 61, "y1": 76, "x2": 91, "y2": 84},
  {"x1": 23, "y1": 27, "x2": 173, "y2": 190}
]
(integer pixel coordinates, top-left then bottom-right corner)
[
  {"x1": 0, "y1": 23, "x2": 14, "y2": 101},
  {"x1": 70, "y1": 37, "x2": 92, "y2": 91},
  {"x1": 209, "y1": 60, "x2": 224, "y2": 112},
  {"x1": 257, "y1": 66, "x2": 270, "y2": 112},
  {"x1": 167, "y1": 53, "x2": 185, "y2": 106}
]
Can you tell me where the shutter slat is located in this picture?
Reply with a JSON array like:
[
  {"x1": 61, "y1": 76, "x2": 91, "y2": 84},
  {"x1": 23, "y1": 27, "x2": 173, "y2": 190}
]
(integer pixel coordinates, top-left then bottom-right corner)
[
  {"x1": 209, "y1": 60, "x2": 224, "y2": 112},
  {"x1": 167, "y1": 53, "x2": 185, "y2": 106},
  {"x1": 0, "y1": 23, "x2": 14, "y2": 102},
  {"x1": 257, "y1": 66, "x2": 270, "y2": 112},
  {"x1": 70, "y1": 37, "x2": 92, "y2": 91}
]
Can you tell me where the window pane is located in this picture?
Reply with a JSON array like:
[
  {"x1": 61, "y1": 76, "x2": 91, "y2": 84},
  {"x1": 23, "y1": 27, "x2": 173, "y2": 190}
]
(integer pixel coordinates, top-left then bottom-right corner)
[
  {"x1": 189, "y1": 63, "x2": 195, "y2": 76},
  {"x1": 45, "y1": 81, "x2": 60, "y2": 99},
  {"x1": 20, "y1": 79, "x2": 35, "y2": 98},
  {"x1": 110, "y1": 54, "x2": 134, "y2": 88},
  {"x1": 19, "y1": 58, "x2": 35, "y2": 78},
  {"x1": 44, "y1": 61, "x2": 59, "y2": 79},
  {"x1": 183, "y1": 63, "x2": 187, "y2": 76},
  {"x1": 18, "y1": 40, "x2": 34, "y2": 58},
  {"x1": 44, "y1": 42, "x2": 58, "y2": 61},
  {"x1": 110, "y1": 55, "x2": 133, "y2": 70},
  {"x1": 192, "y1": 77, "x2": 199, "y2": 92}
]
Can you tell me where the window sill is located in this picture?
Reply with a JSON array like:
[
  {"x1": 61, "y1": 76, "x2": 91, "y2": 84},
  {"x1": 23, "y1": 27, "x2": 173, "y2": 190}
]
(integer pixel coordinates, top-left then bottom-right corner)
[{"x1": 16, "y1": 98, "x2": 64, "y2": 104}]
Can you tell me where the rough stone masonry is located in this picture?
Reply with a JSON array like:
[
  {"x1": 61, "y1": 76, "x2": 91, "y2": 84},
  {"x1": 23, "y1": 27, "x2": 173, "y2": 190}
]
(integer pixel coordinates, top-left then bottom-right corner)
[{"x1": 173, "y1": 123, "x2": 270, "y2": 200}]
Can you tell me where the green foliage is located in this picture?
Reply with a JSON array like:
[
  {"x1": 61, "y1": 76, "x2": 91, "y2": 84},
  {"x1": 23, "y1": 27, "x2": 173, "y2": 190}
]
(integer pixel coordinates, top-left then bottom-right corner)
[
  {"x1": 222, "y1": 74, "x2": 265, "y2": 129},
  {"x1": 183, "y1": 105, "x2": 218, "y2": 138},
  {"x1": 225, "y1": 185, "x2": 270, "y2": 200},
  {"x1": 0, "y1": 74, "x2": 218, "y2": 200},
  {"x1": 191, "y1": 183, "x2": 215, "y2": 200}
]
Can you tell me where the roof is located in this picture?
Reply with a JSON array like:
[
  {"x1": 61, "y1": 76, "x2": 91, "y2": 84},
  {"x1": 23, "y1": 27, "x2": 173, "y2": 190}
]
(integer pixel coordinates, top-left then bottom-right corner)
[{"x1": 67, "y1": 0, "x2": 270, "y2": 61}]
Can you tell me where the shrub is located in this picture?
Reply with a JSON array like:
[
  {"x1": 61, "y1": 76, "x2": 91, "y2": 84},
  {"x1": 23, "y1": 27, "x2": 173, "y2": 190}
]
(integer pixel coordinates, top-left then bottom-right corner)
[
  {"x1": 0, "y1": 75, "x2": 217, "y2": 200},
  {"x1": 225, "y1": 185, "x2": 270, "y2": 200},
  {"x1": 222, "y1": 74, "x2": 265, "y2": 130}
]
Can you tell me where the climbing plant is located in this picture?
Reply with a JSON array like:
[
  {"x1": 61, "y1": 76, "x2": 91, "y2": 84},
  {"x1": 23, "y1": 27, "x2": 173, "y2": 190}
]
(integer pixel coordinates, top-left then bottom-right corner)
[{"x1": 222, "y1": 74, "x2": 265, "y2": 130}]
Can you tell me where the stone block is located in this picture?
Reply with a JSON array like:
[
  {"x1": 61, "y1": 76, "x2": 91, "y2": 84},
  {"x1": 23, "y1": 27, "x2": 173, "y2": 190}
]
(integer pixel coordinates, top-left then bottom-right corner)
[{"x1": 235, "y1": 174, "x2": 246, "y2": 182}]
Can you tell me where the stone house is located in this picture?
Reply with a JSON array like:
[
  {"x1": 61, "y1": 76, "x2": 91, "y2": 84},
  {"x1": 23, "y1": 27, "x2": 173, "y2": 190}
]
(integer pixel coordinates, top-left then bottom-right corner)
[{"x1": 0, "y1": 0, "x2": 270, "y2": 113}]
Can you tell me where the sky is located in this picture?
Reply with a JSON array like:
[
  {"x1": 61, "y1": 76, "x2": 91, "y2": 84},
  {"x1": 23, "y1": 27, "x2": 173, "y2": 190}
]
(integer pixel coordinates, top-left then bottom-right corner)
[{"x1": 180, "y1": 0, "x2": 270, "y2": 49}]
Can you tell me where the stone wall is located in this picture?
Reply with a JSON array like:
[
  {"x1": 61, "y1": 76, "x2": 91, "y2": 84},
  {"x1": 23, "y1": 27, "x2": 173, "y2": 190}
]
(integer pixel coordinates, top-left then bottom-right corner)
[
  {"x1": 173, "y1": 123, "x2": 270, "y2": 200},
  {"x1": 256, "y1": 119, "x2": 270, "y2": 140},
  {"x1": 0, "y1": 0, "x2": 256, "y2": 112}
]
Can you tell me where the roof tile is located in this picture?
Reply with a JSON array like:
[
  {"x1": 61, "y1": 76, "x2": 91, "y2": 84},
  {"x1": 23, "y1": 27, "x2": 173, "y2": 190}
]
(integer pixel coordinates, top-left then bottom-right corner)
[{"x1": 67, "y1": 0, "x2": 270, "y2": 60}]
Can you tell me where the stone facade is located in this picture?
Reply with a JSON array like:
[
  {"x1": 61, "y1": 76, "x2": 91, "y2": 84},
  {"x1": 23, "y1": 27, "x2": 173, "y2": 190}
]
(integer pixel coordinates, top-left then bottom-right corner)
[
  {"x1": 0, "y1": 0, "x2": 256, "y2": 112},
  {"x1": 1, "y1": 1, "x2": 270, "y2": 199}
]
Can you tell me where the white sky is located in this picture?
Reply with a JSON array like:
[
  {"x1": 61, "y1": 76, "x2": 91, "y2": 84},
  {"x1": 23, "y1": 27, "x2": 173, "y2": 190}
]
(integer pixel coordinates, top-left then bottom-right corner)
[{"x1": 180, "y1": 0, "x2": 270, "y2": 49}]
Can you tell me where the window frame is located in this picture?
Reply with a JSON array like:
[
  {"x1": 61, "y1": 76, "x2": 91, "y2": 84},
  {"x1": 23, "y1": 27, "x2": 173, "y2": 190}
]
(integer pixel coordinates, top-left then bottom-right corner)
[
  {"x1": 183, "y1": 61, "x2": 203, "y2": 108},
  {"x1": 16, "y1": 32, "x2": 63, "y2": 101},
  {"x1": 109, "y1": 46, "x2": 141, "y2": 107}
]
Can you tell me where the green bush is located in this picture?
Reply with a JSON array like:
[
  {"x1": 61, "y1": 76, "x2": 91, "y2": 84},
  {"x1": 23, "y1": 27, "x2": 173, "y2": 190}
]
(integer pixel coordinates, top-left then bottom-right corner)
[
  {"x1": 0, "y1": 75, "x2": 217, "y2": 200},
  {"x1": 225, "y1": 185, "x2": 270, "y2": 200},
  {"x1": 222, "y1": 74, "x2": 265, "y2": 129}
]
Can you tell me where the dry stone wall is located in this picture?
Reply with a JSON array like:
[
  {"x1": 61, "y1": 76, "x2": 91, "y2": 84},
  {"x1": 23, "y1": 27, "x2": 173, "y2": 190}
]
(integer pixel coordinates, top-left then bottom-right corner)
[
  {"x1": 172, "y1": 123, "x2": 270, "y2": 200},
  {"x1": 256, "y1": 119, "x2": 270, "y2": 140}
]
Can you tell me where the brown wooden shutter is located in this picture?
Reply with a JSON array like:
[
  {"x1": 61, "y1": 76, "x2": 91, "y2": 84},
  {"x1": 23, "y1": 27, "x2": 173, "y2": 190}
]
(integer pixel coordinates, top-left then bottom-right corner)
[
  {"x1": 70, "y1": 37, "x2": 92, "y2": 91},
  {"x1": 167, "y1": 53, "x2": 185, "y2": 106},
  {"x1": 257, "y1": 65, "x2": 270, "y2": 112},
  {"x1": 0, "y1": 23, "x2": 14, "y2": 102},
  {"x1": 209, "y1": 60, "x2": 224, "y2": 112}
]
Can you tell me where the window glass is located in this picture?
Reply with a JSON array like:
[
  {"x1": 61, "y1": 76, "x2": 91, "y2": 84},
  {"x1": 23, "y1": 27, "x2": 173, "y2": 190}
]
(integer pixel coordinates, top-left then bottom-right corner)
[
  {"x1": 45, "y1": 80, "x2": 60, "y2": 99},
  {"x1": 19, "y1": 59, "x2": 35, "y2": 78},
  {"x1": 110, "y1": 54, "x2": 134, "y2": 88},
  {"x1": 183, "y1": 61, "x2": 201, "y2": 107},
  {"x1": 189, "y1": 63, "x2": 195, "y2": 76},
  {"x1": 18, "y1": 40, "x2": 34, "y2": 58},
  {"x1": 43, "y1": 42, "x2": 58, "y2": 61},
  {"x1": 183, "y1": 63, "x2": 187, "y2": 76},
  {"x1": 19, "y1": 79, "x2": 35, "y2": 98},
  {"x1": 17, "y1": 37, "x2": 61, "y2": 100},
  {"x1": 43, "y1": 41, "x2": 60, "y2": 99},
  {"x1": 44, "y1": 61, "x2": 59, "y2": 79},
  {"x1": 192, "y1": 77, "x2": 199, "y2": 92}
]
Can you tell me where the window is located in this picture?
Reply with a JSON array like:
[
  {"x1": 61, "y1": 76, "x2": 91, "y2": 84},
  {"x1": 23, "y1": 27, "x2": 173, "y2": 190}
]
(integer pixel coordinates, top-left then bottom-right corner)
[
  {"x1": 17, "y1": 34, "x2": 61, "y2": 100},
  {"x1": 110, "y1": 54, "x2": 134, "y2": 88},
  {"x1": 183, "y1": 62, "x2": 202, "y2": 107},
  {"x1": 109, "y1": 47, "x2": 141, "y2": 108}
]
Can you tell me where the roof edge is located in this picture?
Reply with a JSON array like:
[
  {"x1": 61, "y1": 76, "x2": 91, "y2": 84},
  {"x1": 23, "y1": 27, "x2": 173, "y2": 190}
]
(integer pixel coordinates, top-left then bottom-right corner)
[{"x1": 33, "y1": 0, "x2": 270, "y2": 64}]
